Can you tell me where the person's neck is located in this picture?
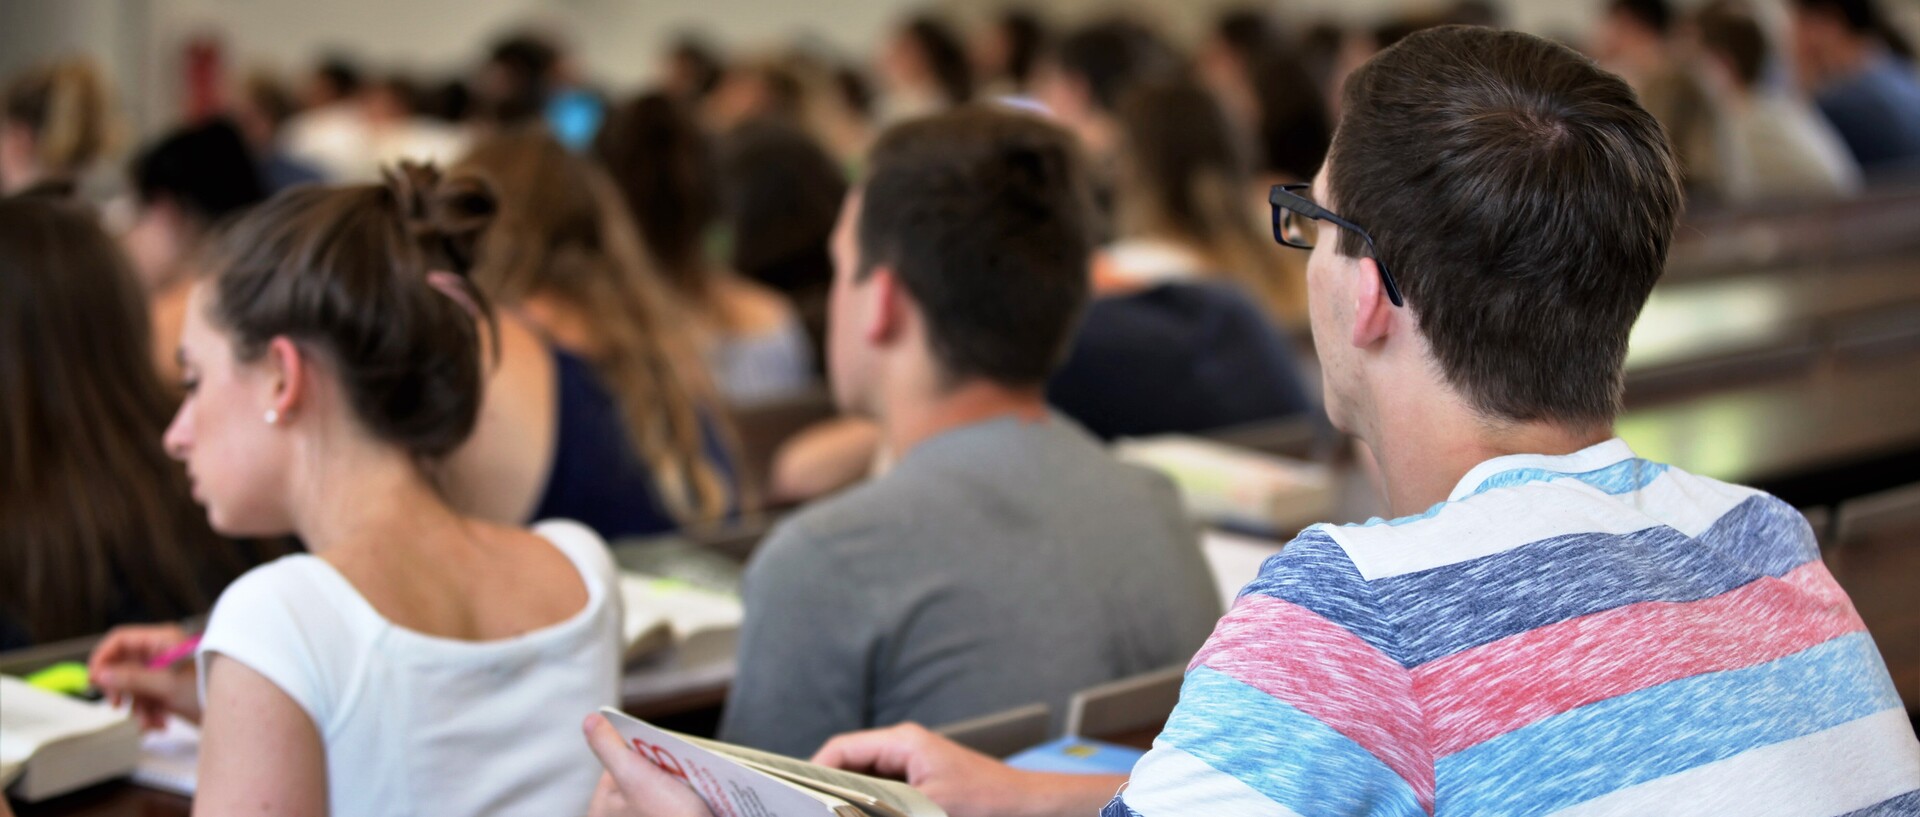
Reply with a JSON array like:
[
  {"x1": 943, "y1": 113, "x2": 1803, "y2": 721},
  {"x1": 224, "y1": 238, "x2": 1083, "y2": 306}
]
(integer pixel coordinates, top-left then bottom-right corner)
[
  {"x1": 876, "y1": 377, "x2": 1051, "y2": 460},
  {"x1": 1362, "y1": 386, "x2": 1612, "y2": 518},
  {"x1": 286, "y1": 432, "x2": 461, "y2": 559}
]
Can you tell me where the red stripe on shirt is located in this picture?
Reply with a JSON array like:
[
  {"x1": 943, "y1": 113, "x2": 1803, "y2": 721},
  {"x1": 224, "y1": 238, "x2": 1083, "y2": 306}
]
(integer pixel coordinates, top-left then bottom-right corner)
[
  {"x1": 1191, "y1": 593, "x2": 1435, "y2": 814},
  {"x1": 1419, "y1": 560, "x2": 1867, "y2": 757}
]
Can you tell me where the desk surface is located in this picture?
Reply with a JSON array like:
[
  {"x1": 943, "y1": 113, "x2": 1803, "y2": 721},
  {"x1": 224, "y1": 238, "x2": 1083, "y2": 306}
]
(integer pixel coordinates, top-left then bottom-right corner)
[{"x1": 1617, "y1": 352, "x2": 1920, "y2": 504}]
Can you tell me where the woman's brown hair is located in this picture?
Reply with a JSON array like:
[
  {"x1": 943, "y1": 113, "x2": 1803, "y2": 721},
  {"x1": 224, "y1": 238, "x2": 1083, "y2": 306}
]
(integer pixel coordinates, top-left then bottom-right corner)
[
  {"x1": 0, "y1": 198, "x2": 282, "y2": 645},
  {"x1": 202, "y1": 165, "x2": 499, "y2": 461},
  {"x1": 454, "y1": 130, "x2": 734, "y2": 525},
  {"x1": 1114, "y1": 79, "x2": 1304, "y2": 320}
]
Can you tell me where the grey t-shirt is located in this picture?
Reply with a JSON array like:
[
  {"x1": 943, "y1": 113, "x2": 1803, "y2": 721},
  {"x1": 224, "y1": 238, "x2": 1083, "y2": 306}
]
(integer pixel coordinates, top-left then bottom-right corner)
[{"x1": 719, "y1": 414, "x2": 1222, "y2": 757}]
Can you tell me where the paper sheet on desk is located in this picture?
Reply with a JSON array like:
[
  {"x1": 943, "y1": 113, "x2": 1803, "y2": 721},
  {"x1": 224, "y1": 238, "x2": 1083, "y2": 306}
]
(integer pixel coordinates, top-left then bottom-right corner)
[
  {"x1": 1202, "y1": 530, "x2": 1285, "y2": 611},
  {"x1": 131, "y1": 716, "x2": 198, "y2": 796}
]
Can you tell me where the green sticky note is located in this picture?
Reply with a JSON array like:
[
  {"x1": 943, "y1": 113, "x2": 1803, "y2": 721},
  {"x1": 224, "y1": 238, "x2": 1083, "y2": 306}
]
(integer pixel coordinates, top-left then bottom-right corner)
[{"x1": 25, "y1": 662, "x2": 91, "y2": 696}]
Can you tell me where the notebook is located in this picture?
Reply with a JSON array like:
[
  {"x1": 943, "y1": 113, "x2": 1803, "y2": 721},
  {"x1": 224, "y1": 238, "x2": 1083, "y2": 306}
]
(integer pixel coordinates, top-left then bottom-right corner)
[
  {"x1": 130, "y1": 716, "x2": 199, "y2": 796},
  {"x1": 0, "y1": 675, "x2": 141, "y2": 802},
  {"x1": 1113, "y1": 435, "x2": 1332, "y2": 535},
  {"x1": 617, "y1": 571, "x2": 744, "y2": 667}
]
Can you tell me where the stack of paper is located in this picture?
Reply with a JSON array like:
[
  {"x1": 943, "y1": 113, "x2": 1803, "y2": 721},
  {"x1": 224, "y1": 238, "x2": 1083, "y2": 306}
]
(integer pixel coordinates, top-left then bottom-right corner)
[{"x1": 1114, "y1": 435, "x2": 1332, "y2": 535}]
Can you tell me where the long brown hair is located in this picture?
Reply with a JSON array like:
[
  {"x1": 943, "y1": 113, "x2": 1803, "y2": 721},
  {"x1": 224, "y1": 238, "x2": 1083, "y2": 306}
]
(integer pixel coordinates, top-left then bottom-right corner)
[
  {"x1": 0, "y1": 198, "x2": 281, "y2": 645},
  {"x1": 1114, "y1": 79, "x2": 1303, "y2": 320},
  {"x1": 454, "y1": 130, "x2": 734, "y2": 525}
]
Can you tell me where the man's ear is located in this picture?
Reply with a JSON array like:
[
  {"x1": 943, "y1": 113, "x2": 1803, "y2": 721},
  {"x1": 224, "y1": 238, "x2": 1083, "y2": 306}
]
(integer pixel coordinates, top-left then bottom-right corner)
[
  {"x1": 263, "y1": 337, "x2": 307, "y2": 422},
  {"x1": 864, "y1": 265, "x2": 908, "y2": 347},
  {"x1": 1349, "y1": 256, "x2": 1395, "y2": 349}
]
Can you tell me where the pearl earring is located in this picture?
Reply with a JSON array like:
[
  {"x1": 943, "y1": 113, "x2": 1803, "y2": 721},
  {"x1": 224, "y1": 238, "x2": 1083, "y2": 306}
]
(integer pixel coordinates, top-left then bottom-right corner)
[{"x1": 264, "y1": 409, "x2": 280, "y2": 425}]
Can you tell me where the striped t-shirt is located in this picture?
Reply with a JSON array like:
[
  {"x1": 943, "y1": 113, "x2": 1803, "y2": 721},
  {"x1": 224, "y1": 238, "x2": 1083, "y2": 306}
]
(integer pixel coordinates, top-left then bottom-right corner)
[{"x1": 1108, "y1": 438, "x2": 1920, "y2": 817}]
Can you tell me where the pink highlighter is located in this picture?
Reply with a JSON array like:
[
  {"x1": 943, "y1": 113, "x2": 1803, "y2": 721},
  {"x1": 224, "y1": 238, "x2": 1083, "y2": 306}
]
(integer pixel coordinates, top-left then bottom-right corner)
[{"x1": 145, "y1": 635, "x2": 202, "y2": 670}]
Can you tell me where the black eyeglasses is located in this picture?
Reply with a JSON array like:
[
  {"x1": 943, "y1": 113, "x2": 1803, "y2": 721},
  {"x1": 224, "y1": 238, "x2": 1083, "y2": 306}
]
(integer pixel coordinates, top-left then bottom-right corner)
[{"x1": 1269, "y1": 183, "x2": 1404, "y2": 307}]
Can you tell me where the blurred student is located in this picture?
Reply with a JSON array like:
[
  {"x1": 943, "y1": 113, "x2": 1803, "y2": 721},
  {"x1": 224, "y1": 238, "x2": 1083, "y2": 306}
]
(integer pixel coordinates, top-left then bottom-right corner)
[
  {"x1": 454, "y1": 130, "x2": 737, "y2": 537},
  {"x1": 0, "y1": 198, "x2": 284, "y2": 650},
  {"x1": 1, "y1": 57, "x2": 113, "y2": 198},
  {"x1": 716, "y1": 118, "x2": 849, "y2": 370},
  {"x1": 1791, "y1": 0, "x2": 1920, "y2": 171},
  {"x1": 1196, "y1": 10, "x2": 1332, "y2": 184},
  {"x1": 717, "y1": 108, "x2": 1220, "y2": 758},
  {"x1": 970, "y1": 9, "x2": 1048, "y2": 99},
  {"x1": 595, "y1": 94, "x2": 813, "y2": 404},
  {"x1": 1694, "y1": 8, "x2": 1862, "y2": 203},
  {"x1": 1033, "y1": 19, "x2": 1181, "y2": 177},
  {"x1": 875, "y1": 16, "x2": 974, "y2": 124},
  {"x1": 1052, "y1": 79, "x2": 1313, "y2": 440},
  {"x1": 232, "y1": 73, "x2": 328, "y2": 193},
  {"x1": 88, "y1": 167, "x2": 621, "y2": 816},
  {"x1": 1593, "y1": 0, "x2": 1720, "y2": 195},
  {"x1": 122, "y1": 118, "x2": 269, "y2": 383}
]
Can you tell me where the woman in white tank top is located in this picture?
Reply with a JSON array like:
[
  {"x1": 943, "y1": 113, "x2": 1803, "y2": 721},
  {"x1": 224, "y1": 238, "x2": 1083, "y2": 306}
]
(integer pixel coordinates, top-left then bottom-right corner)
[{"x1": 87, "y1": 165, "x2": 620, "y2": 816}]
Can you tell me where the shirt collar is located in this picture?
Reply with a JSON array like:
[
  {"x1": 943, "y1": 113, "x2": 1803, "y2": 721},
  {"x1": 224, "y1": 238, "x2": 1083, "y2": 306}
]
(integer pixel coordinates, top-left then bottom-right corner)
[{"x1": 1445, "y1": 437, "x2": 1637, "y2": 502}]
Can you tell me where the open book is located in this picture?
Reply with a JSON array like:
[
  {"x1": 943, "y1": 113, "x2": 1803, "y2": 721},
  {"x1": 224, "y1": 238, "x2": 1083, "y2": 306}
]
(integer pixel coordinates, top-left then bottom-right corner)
[
  {"x1": 618, "y1": 572, "x2": 744, "y2": 666},
  {"x1": 598, "y1": 708, "x2": 944, "y2": 817},
  {"x1": 0, "y1": 675, "x2": 141, "y2": 802}
]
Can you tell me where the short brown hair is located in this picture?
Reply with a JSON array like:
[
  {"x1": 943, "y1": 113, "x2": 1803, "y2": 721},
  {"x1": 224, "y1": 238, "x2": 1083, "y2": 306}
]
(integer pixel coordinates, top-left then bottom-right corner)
[
  {"x1": 1327, "y1": 26, "x2": 1681, "y2": 425},
  {"x1": 859, "y1": 106, "x2": 1092, "y2": 388}
]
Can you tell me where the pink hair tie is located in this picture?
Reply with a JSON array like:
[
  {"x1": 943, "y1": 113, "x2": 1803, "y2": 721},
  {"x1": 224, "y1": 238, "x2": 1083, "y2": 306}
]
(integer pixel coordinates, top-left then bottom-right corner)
[{"x1": 425, "y1": 270, "x2": 482, "y2": 320}]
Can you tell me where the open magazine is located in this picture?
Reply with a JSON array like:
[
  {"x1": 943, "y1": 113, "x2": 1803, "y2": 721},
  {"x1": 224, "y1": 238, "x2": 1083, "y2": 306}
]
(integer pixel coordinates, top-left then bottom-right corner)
[{"x1": 598, "y1": 708, "x2": 945, "y2": 817}]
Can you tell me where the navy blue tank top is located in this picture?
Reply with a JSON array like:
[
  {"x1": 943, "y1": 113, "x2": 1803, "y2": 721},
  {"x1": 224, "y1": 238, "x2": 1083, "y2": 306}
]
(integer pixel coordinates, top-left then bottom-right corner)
[{"x1": 530, "y1": 349, "x2": 734, "y2": 541}]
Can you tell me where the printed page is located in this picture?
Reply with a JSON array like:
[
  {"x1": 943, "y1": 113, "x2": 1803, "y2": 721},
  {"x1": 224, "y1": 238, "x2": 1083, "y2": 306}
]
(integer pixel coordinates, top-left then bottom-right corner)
[
  {"x1": 686, "y1": 735, "x2": 947, "y2": 817},
  {"x1": 598, "y1": 708, "x2": 844, "y2": 817}
]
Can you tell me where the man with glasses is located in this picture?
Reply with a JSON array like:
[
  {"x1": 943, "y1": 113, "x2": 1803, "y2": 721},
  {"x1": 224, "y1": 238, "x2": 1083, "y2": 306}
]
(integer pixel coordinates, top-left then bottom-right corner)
[{"x1": 585, "y1": 25, "x2": 1919, "y2": 817}]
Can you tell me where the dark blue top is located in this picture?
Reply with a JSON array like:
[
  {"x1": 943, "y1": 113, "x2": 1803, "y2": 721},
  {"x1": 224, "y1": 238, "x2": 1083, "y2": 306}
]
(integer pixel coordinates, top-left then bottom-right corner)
[
  {"x1": 257, "y1": 152, "x2": 326, "y2": 194},
  {"x1": 1047, "y1": 281, "x2": 1314, "y2": 440},
  {"x1": 530, "y1": 348, "x2": 734, "y2": 541},
  {"x1": 1815, "y1": 54, "x2": 1920, "y2": 171}
]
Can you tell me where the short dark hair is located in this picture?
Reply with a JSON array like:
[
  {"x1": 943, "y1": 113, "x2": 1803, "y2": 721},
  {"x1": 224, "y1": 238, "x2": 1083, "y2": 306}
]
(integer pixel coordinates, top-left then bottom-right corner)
[
  {"x1": 903, "y1": 16, "x2": 974, "y2": 105},
  {"x1": 1328, "y1": 26, "x2": 1681, "y2": 425},
  {"x1": 1610, "y1": 0, "x2": 1674, "y2": 35},
  {"x1": 999, "y1": 10, "x2": 1048, "y2": 87},
  {"x1": 858, "y1": 107, "x2": 1091, "y2": 387},
  {"x1": 1053, "y1": 20, "x2": 1181, "y2": 113},
  {"x1": 132, "y1": 118, "x2": 267, "y2": 225},
  {"x1": 1696, "y1": 9, "x2": 1769, "y2": 88}
]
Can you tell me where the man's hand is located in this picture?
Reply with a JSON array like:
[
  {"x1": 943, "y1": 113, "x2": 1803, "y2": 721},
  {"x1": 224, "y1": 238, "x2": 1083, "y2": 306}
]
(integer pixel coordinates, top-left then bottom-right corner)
[
  {"x1": 87, "y1": 624, "x2": 202, "y2": 729},
  {"x1": 812, "y1": 723, "x2": 1123, "y2": 817},
  {"x1": 582, "y1": 713, "x2": 716, "y2": 817}
]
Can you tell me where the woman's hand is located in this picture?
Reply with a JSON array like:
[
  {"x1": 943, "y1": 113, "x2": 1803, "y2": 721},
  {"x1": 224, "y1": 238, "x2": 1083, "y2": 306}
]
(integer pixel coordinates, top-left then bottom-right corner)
[{"x1": 87, "y1": 623, "x2": 202, "y2": 728}]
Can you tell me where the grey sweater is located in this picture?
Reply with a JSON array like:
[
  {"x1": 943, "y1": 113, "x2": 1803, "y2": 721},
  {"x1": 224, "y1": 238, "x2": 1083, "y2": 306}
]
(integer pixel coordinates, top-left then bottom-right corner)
[{"x1": 718, "y1": 414, "x2": 1222, "y2": 757}]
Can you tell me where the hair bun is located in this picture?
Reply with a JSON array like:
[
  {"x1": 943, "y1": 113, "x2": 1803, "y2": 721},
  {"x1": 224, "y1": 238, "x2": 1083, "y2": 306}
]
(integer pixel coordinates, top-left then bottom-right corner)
[{"x1": 381, "y1": 162, "x2": 498, "y2": 274}]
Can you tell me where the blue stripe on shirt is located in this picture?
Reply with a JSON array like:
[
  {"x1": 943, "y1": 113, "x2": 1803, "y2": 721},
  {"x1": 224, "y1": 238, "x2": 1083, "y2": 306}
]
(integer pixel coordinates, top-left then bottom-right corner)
[
  {"x1": 1435, "y1": 632, "x2": 1902, "y2": 816},
  {"x1": 1237, "y1": 532, "x2": 1409, "y2": 665},
  {"x1": 1155, "y1": 667, "x2": 1425, "y2": 817},
  {"x1": 1372, "y1": 495, "x2": 1812, "y2": 666}
]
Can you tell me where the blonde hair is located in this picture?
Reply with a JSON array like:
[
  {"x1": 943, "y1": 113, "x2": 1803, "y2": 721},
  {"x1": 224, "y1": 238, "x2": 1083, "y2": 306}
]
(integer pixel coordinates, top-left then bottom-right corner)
[
  {"x1": 4, "y1": 57, "x2": 116, "y2": 179},
  {"x1": 455, "y1": 130, "x2": 735, "y2": 525}
]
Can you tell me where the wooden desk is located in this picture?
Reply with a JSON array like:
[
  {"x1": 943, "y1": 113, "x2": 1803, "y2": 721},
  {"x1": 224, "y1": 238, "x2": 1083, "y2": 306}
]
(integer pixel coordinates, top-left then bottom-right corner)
[
  {"x1": 11, "y1": 781, "x2": 188, "y2": 817},
  {"x1": 1618, "y1": 352, "x2": 1920, "y2": 507}
]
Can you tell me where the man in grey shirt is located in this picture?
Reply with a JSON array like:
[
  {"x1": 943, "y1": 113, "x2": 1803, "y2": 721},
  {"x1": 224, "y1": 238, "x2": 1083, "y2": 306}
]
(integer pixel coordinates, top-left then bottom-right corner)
[{"x1": 717, "y1": 108, "x2": 1221, "y2": 758}]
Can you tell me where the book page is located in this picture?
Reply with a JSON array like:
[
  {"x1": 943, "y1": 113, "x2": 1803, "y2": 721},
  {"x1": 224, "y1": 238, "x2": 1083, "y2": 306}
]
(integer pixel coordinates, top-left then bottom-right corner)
[
  {"x1": 685, "y1": 735, "x2": 947, "y2": 817},
  {"x1": 598, "y1": 708, "x2": 841, "y2": 817}
]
